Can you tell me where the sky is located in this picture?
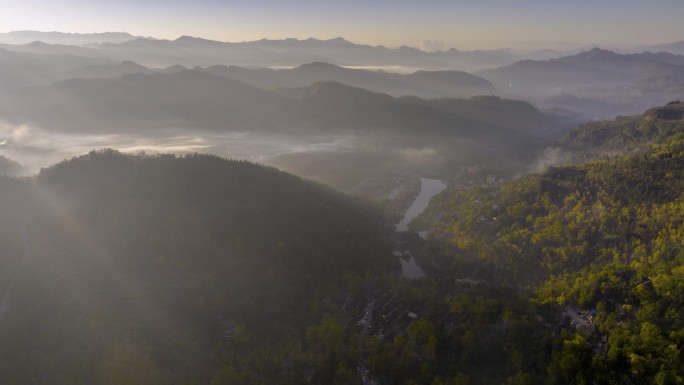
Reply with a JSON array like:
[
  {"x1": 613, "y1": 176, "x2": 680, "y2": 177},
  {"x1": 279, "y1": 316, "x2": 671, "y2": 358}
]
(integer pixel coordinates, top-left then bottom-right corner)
[{"x1": 2, "y1": 0, "x2": 684, "y2": 50}]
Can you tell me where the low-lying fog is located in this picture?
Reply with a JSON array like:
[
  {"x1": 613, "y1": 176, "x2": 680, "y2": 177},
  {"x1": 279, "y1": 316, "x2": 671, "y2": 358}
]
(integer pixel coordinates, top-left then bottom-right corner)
[
  {"x1": 0, "y1": 120, "x2": 571, "y2": 194},
  {"x1": 0, "y1": 122, "x2": 359, "y2": 175},
  {"x1": 268, "y1": 65, "x2": 422, "y2": 74}
]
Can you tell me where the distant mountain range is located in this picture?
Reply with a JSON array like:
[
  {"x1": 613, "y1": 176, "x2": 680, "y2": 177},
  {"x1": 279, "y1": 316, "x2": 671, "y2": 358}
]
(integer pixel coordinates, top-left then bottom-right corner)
[
  {"x1": 0, "y1": 41, "x2": 98, "y2": 56},
  {"x1": 0, "y1": 31, "x2": 137, "y2": 46},
  {"x1": 480, "y1": 48, "x2": 684, "y2": 94},
  {"x1": 478, "y1": 48, "x2": 684, "y2": 117},
  {"x1": 3, "y1": 33, "x2": 681, "y2": 119},
  {"x1": 2, "y1": 31, "x2": 683, "y2": 120},
  {"x1": 90, "y1": 35, "x2": 533, "y2": 70},
  {"x1": 634, "y1": 40, "x2": 684, "y2": 56},
  {"x1": 2, "y1": 31, "x2": 684, "y2": 72},
  {"x1": 0, "y1": 32, "x2": 558, "y2": 71}
]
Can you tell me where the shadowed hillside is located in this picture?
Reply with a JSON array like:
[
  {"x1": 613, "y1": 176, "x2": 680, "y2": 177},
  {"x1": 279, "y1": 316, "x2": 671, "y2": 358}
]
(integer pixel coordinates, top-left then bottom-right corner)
[{"x1": 0, "y1": 150, "x2": 394, "y2": 384}]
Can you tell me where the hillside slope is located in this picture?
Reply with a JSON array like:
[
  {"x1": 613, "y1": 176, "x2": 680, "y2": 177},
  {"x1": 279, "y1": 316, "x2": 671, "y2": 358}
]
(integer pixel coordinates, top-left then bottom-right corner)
[
  {"x1": 0, "y1": 150, "x2": 393, "y2": 384},
  {"x1": 413, "y1": 104, "x2": 684, "y2": 383}
]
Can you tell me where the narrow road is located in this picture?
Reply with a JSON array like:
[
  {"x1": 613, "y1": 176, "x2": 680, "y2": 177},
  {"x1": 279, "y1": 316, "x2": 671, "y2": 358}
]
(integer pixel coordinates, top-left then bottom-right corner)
[{"x1": 0, "y1": 224, "x2": 30, "y2": 323}]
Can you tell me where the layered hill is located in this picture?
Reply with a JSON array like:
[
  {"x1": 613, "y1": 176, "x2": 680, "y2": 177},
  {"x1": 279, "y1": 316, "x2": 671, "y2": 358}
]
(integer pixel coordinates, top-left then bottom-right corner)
[
  {"x1": 2, "y1": 70, "x2": 298, "y2": 132},
  {"x1": 0, "y1": 51, "x2": 495, "y2": 99},
  {"x1": 480, "y1": 48, "x2": 684, "y2": 95},
  {"x1": 0, "y1": 66, "x2": 575, "y2": 191},
  {"x1": 0, "y1": 47, "x2": 110, "y2": 90},
  {"x1": 0, "y1": 68, "x2": 573, "y2": 189},
  {"x1": 0, "y1": 69, "x2": 557, "y2": 138},
  {"x1": 201, "y1": 61, "x2": 496, "y2": 98},
  {"x1": 479, "y1": 48, "x2": 684, "y2": 117}
]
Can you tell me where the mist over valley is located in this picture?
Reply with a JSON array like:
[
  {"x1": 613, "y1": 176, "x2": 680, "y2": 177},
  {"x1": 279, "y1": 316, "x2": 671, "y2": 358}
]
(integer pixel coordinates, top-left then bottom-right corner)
[{"x1": 1, "y1": 2, "x2": 684, "y2": 383}]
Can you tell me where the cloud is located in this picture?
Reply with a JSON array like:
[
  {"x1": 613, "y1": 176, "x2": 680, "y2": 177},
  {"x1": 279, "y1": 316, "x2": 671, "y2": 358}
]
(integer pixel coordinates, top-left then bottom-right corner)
[
  {"x1": 398, "y1": 147, "x2": 439, "y2": 164},
  {"x1": 420, "y1": 40, "x2": 445, "y2": 52},
  {"x1": 0, "y1": 122, "x2": 216, "y2": 173},
  {"x1": 0, "y1": 121, "x2": 362, "y2": 174},
  {"x1": 529, "y1": 147, "x2": 572, "y2": 173}
]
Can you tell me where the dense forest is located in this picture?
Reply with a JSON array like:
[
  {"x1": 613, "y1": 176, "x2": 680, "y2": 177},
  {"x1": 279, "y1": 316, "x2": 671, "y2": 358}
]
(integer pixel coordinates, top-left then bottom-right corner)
[
  {"x1": 0, "y1": 150, "x2": 394, "y2": 384},
  {"x1": 410, "y1": 102, "x2": 684, "y2": 384},
  {"x1": 0, "y1": 102, "x2": 682, "y2": 385}
]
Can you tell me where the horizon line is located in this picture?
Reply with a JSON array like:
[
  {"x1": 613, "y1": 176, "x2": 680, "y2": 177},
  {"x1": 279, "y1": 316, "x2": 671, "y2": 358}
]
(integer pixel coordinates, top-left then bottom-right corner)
[{"x1": 1, "y1": 29, "x2": 682, "y2": 52}]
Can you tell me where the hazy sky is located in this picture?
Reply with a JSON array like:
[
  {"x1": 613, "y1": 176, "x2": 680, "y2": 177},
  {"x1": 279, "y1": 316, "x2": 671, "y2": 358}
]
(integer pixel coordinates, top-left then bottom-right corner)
[{"x1": 2, "y1": 0, "x2": 684, "y2": 49}]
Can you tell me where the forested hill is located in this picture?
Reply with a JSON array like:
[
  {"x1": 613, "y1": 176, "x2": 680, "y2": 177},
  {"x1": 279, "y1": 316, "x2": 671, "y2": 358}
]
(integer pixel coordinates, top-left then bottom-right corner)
[
  {"x1": 0, "y1": 150, "x2": 393, "y2": 384},
  {"x1": 411, "y1": 104, "x2": 684, "y2": 383},
  {"x1": 420, "y1": 102, "x2": 684, "y2": 284},
  {"x1": 34, "y1": 150, "x2": 393, "y2": 277},
  {"x1": 420, "y1": 133, "x2": 683, "y2": 283},
  {"x1": 562, "y1": 100, "x2": 684, "y2": 158}
]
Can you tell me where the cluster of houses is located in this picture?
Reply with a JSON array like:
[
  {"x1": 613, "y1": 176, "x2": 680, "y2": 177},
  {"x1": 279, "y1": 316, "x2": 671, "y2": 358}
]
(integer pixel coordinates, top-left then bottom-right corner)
[
  {"x1": 344, "y1": 287, "x2": 426, "y2": 342},
  {"x1": 339, "y1": 286, "x2": 430, "y2": 385}
]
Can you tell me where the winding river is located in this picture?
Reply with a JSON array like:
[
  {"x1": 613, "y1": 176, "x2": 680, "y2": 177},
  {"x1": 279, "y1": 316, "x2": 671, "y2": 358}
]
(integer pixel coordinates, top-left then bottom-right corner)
[
  {"x1": 395, "y1": 178, "x2": 447, "y2": 278},
  {"x1": 395, "y1": 178, "x2": 447, "y2": 232}
]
